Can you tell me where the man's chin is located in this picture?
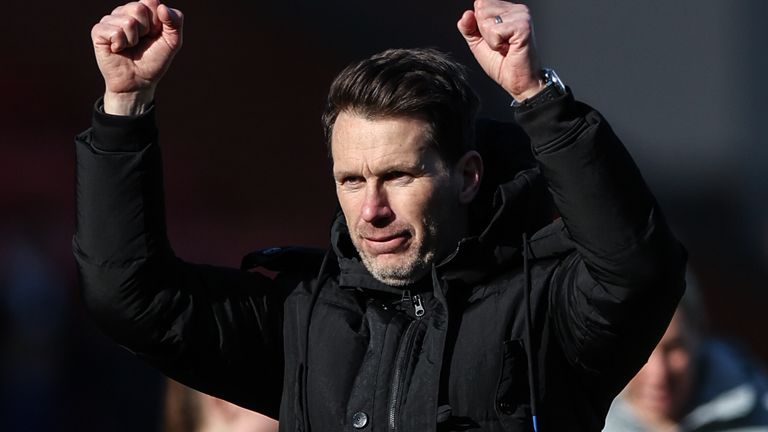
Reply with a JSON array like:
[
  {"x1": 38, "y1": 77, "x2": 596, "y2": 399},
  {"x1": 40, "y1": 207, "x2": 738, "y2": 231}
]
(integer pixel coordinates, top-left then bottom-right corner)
[
  {"x1": 361, "y1": 254, "x2": 429, "y2": 287},
  {"x1": 371, "y1": 273, "x2": 418, "y2": 287}
]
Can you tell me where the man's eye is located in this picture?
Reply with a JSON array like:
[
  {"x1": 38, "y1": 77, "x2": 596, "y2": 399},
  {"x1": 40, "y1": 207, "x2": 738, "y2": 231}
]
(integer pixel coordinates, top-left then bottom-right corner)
[
  {"x1": 340, "y1": 176, "x2": 364, "y2": 186},
  {"x1": 383, "y1": 171, "x2": 409, "y2": 182}
]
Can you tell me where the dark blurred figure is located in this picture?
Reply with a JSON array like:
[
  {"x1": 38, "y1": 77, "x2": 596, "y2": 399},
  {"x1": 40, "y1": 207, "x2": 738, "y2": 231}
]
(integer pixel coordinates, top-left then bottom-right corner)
[
  {"x1": 163, "y1": 380, "x2": 278, "y2": 432},
  {"x1": 0, "y1": 231, "x2": 67, "y2": 431},
  {"x1": 604, "y1": 281, "x2": 768, "y2": 431}
]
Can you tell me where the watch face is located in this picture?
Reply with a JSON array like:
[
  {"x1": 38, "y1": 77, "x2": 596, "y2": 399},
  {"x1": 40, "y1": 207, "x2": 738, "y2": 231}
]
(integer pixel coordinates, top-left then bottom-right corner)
[{"x1": 543, "y1": 68, "x2": 566, "y2": 94}]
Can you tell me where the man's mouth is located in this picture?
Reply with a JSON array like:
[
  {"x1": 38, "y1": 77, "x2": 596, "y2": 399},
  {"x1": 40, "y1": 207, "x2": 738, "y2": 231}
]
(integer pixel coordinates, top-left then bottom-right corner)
[{"x1": 361, "y1": 232, "x2": 411, "y2": 255}]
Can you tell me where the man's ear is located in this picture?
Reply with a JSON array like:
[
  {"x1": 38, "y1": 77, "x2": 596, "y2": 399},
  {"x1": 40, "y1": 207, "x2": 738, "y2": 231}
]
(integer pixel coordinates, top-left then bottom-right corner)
[{"x1": 454, "y1": 151, "x2": 483, "y2": 204}]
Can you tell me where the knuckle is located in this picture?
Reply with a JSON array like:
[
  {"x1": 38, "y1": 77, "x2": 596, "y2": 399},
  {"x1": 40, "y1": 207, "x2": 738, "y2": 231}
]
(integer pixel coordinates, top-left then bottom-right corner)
[
  {"x1": 483, "y1": 20, "x2": 499, "y2": 33},
  {"x1": 92, "y1": 23, "x2": 112, "y2": 39},
  {"x1": 121, "y1": 15, "x2": 138, "y2": 29},
  {"x1": 107, "y1": 27, "x2": 123, "y2": 40},
  {"x1": 122, "y1": 2, "x2": 139, "y2": 10},
  {"x1": 123, "y1": 2, "x2": 144, "y2": 18},
  {"x1": 513, "y1": 18, "x2": 531, "y2": 32}
]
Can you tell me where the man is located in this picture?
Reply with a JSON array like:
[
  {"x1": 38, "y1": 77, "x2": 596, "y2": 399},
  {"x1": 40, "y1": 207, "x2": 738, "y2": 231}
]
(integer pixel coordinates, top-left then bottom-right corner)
[
  {"x1": 604, "y1": 288, "x2": 768, "y2": 431},
  {"x1": 75, "y1": 0, "x2": 687, "y2": 430}
]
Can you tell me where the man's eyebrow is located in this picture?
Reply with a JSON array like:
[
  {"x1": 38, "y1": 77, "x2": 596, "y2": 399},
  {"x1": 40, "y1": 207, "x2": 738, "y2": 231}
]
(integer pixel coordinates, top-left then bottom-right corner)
[
  {"x1": 333, "y1": 160, "x2": 426, "y2": 178},
  {"x1": 332, "y1": 169, "x2": 358, "y2": 179},
  {"x1": 383, "y1": 160, "x2": 425, "y2": 172}
]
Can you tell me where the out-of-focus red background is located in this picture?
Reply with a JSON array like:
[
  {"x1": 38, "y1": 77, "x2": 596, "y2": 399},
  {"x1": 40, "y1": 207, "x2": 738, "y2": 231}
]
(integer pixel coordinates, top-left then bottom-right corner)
[{"x1": 1, "y1": 0, "x2": 766, "y2": 430}]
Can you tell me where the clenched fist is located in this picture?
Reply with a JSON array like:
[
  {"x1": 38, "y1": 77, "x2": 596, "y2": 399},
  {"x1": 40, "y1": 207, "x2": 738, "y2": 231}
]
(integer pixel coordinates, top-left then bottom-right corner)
[
  {"x1": 91, "y1": 0, "x2": 183, "y2": 115},
  {"x1": 457, "y1": 0, "x2": 544, "y2": 102}
]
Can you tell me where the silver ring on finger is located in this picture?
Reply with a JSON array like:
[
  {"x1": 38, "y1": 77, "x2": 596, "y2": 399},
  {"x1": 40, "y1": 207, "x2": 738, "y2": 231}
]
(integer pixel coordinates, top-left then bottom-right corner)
[{"x1": 494, "y1": 15, "x2": 503, "y2": 24}]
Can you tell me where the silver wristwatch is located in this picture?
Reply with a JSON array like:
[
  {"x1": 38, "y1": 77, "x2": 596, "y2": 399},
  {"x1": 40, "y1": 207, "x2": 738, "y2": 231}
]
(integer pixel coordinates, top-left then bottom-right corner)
[{"x1": 510, "y1": 68, "x2": 566, "y2": 108}]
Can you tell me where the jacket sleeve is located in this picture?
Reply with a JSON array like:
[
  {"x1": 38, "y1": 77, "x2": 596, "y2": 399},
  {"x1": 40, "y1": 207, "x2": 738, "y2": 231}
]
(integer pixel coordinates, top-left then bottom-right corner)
[
  {"x1": 514, "y1": 91, "x2": 687, "y2": 383},
  {"x1": 73, "y1": 100, "x2": 284, "y2": 417}
]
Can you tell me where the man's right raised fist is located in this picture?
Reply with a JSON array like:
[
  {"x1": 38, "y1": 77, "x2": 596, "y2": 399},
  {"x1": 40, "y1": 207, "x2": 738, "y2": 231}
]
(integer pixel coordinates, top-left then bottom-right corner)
[{"x1": 91, "y1": 0, "x2": 183, "y2": 115}]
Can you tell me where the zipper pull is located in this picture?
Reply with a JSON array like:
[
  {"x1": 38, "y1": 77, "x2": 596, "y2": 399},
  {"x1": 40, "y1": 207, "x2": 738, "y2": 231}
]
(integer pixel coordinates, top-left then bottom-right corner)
[
  {"x1": 413, "y1": 294, "x2": 425, "y2": 317},
  {"x1": 401, "y1": 290, "x2": 411, "y2": 304}
]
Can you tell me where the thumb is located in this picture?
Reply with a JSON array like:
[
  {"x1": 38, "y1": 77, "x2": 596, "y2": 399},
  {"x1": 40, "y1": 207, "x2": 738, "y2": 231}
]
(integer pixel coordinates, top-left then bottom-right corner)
[
  {"x1": 157, "y1": 4, "x2": 183, "y2": 35},
  {"x1": 457, "y1": 10, "x2": 481, "y2": 42}
]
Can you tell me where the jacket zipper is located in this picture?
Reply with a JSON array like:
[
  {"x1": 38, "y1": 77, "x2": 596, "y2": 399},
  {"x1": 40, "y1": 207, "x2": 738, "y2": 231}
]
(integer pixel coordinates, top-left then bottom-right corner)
[
  {"x1": 388, "y1": 294, "x2": 424, "y2": 432},
  {"x1": 413, "y1": 295, "x2": 425, "y2": 317},
  {"x1": 398, "y1": 291, "x2": 424, "y2": 318}
]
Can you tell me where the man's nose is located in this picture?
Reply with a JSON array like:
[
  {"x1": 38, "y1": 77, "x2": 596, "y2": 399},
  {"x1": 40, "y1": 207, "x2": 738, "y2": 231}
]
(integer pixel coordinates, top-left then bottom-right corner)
[{"x1": 361, "y1": 185, "x2": 393, "y2": 224}]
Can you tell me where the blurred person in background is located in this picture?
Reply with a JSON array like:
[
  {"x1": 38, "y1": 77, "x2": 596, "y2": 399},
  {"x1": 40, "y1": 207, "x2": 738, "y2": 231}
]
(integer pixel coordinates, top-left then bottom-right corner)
[
  {"x1": 164, "y1": 379, "x2": 278, "y2": 432},
  {"x1": 603, "y1": 279, "x2": 768, "y2": 432}
]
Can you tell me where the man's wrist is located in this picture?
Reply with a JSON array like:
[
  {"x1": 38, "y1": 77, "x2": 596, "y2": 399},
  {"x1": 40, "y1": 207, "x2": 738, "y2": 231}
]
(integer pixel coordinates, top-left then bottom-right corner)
[
  {"x1": 510, "y1": 76, "x2": 547, "y2": 102},
  {"x1": 511, "y1": 68, "x2": 566, "y2": 110},
  {"x1": 103, "y1": 90, "x2": 156, "y2": 116},
  {"x1": 92, "y1": 97, "x2": 158, "y2": 152}
]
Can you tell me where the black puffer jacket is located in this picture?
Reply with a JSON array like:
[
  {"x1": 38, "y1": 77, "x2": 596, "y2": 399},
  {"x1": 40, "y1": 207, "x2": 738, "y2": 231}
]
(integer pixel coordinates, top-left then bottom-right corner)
[{"x1": 73, "y1": 91, "x2": 686, "y2": 432}]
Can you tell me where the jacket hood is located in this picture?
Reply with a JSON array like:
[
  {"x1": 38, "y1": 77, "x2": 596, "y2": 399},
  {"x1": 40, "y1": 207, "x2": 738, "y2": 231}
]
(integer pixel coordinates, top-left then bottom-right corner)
[
  {"x1": 328, "y1": 119, "x2": 567, "y2": 291},
  {"x1": 470, "y1": 118, "x2": 555, "y2": 245}
]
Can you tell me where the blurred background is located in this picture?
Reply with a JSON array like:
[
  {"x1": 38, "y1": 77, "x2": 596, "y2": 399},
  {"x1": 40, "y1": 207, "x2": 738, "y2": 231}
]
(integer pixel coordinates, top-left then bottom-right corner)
[{"x1": 1, "y1": 0, "x2": 766, "y2": 430}]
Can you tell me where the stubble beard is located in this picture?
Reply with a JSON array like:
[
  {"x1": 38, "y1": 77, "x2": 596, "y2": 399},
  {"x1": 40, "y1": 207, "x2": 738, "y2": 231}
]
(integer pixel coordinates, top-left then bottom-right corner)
[{"x1": 355, "y1": 219, "x2": 439, "y2": 287}]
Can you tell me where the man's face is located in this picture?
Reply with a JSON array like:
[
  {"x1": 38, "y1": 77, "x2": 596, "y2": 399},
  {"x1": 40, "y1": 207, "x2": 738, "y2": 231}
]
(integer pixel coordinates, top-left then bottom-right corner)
[
  {"x1": 624, "y1": 310, "x2": 697, "y2": 427},
  {"x1": 331, "y1": 112, "x2": 466, "y2": 286}
]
